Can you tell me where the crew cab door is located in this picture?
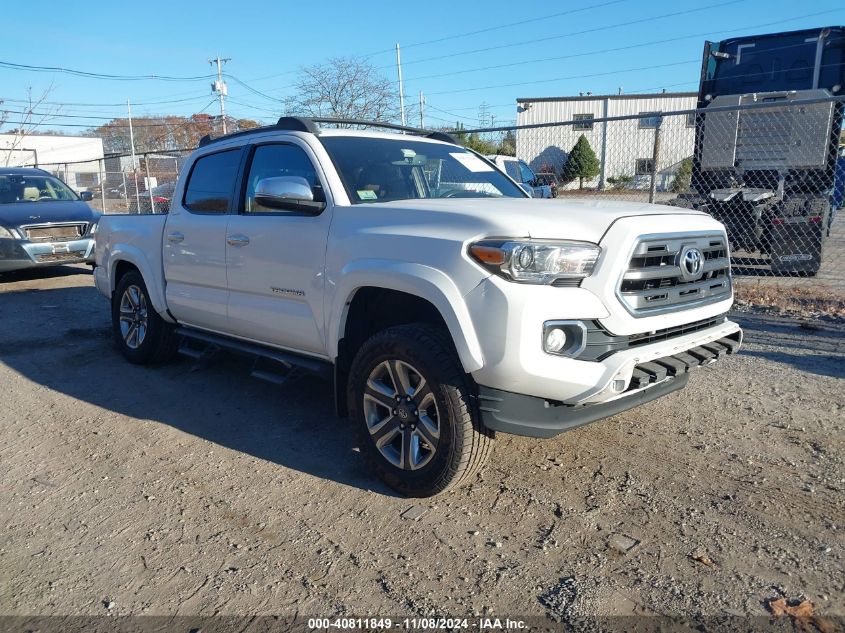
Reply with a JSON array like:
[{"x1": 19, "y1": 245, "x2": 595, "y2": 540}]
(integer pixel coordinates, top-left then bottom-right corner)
[
  {"x1": 163, "y1": 147, "x2": 243, "y2": 332},
  {"x1": 224, "y1": 141, "x2": 331, "y2": 356}
]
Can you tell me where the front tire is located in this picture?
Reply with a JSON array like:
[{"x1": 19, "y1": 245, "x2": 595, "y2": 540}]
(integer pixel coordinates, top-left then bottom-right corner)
[
  {"x1": 348, "y1": 324, "x2": 493, "y2": 497},
  {"x1": 111, "y1": 270, "x2": 177, "y2": 364}
]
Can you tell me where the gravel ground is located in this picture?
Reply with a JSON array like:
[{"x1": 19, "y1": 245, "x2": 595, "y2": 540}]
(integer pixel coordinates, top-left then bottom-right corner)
[{"x1": 0, "y1": 265, "x2": 843, "y2": 626}]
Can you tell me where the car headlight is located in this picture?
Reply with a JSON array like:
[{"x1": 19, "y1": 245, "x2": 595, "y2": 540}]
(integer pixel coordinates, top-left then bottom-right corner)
[
  {"x1": 469, "y1": 239, "x2": 600, "y2": 284},
  {"x1": 89, "y1": 221, "x2": 98, "y2": 235},
  {"x1": 0, "y1": 226, "x2": 16, "y2": 239}
]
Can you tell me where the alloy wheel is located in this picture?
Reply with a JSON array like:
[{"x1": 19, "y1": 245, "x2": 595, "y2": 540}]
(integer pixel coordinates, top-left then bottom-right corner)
[
  {"x1": 362, "y1": 360, "x2": 440, "y2": 470},
  {"x1": 118, "y1": 285, "x2": 148, "y2": 350}
]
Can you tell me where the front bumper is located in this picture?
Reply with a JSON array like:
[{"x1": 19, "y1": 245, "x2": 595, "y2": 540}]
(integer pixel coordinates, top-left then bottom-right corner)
[
  {"x1": 478, "y1": 331, "x2": 740, "y2": 438},
  {"x1": 0, "y1": 237, "x2": 95, "y2": 272}
]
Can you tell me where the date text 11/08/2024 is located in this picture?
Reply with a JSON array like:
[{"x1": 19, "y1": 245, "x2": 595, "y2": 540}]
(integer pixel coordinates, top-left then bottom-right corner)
[{"x1": 307, "y1": 617, "x2": 528, "y2": 630}]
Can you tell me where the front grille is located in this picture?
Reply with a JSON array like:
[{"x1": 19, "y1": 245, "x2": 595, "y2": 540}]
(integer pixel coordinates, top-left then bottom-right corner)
[
  {"x1": 618, "y1": 234, "x2": 732, "y2": 315},
  {"x1": 35, "y1": 251, "x2": 87, "y2": 263},
  {"x1": 23, "y1": 223, "x2": 88, "y2": 242}
]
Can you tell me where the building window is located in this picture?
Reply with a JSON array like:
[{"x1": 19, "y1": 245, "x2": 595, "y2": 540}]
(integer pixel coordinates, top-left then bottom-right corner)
[
  {"x1": 635, "y1": 158, "x2": 654, "y2": 175},
  {"x1": 638, "y1": 111, "x2": 662, "y2": 129},
  {"x1": 686, "y1": 111, "x2": 696, "y2": 127},
  {"x1": 573, "y1": 113, "x2": 594, "y2": 130}
]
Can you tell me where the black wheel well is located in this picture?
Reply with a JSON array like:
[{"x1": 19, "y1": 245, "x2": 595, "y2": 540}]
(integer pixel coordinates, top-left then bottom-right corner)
[
  {"x1": 113, "y1": 260, "x2": 139, "y2": 290},
  {"x1": 334, "y1": 287, "x2": 450, "y2": 416}
]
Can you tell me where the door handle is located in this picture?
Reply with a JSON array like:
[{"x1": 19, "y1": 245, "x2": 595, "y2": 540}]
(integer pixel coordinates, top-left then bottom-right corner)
[
  {"x1": 226, "y1": 234, "x2": 250, "y2": 247},
  {"x1": 167, "y1": 232, "x2": 184, "y2": 243}
]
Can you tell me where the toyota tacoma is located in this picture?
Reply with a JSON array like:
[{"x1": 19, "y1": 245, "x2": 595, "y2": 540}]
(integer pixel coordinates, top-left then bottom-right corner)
[{"x1": 94, "y1": 117, "x2": 742, "y2": 497}]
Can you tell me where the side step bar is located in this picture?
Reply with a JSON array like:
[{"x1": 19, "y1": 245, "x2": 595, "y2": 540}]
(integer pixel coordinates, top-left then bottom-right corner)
[{"x1": 175, "y1": 327, "x2": 332, "y2": 384}]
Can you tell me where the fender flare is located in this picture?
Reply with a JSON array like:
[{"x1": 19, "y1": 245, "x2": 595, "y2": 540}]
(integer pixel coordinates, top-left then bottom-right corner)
[
  {"x1": 328, "y1": 260, "x2": 485, "y2": 373},
  {"x1": 106, "y1": 245, "x2": 171, "y2": 322}
]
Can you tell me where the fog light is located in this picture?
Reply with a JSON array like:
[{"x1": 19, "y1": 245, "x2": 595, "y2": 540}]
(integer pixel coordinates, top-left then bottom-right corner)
[
  {"x1": 544, "y1": 328, "x2": 567, "y2": 353},
  {"x1": 542, "y1": 321, "x2": 587, "y2": 357}
]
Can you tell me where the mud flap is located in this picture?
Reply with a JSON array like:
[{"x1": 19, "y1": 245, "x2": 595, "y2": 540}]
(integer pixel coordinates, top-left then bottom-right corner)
[{"x1": 769, "y1": 216, "x2": 825, "y2": 274}]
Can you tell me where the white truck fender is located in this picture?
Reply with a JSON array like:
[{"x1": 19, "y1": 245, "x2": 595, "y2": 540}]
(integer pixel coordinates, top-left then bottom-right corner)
[
  {"x1": 105, "y1": 244, "x2": 172, "y2": 322},
  {"x1": 328, "y1": 260, "x2": 485, "y2": 373}
]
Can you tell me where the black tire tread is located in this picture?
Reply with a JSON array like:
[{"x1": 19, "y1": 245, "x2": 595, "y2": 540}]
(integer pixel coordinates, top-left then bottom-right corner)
[
  {"x1": 112, "y1": 269, "x2": 178, "y2": 365},
  {"x1": 348, "y1": 323, "x2": 493, "y2": 497}
]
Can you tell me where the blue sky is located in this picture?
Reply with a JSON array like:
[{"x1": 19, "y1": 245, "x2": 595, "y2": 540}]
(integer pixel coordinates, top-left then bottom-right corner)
[{"x1": 1, "y1": 0, "x2": 843, "y2": 132}]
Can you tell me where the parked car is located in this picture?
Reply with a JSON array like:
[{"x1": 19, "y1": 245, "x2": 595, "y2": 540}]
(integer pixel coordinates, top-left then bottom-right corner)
[
  {"x1": 0, "y1": 167, "x2": 99, "y2": 273},
  {"x1": 486, "y1": 155, "x2": 553, "y2": 198},
  {"x1": 95, "y1": 117, "x2": 741, "y2": 497},
  {"x1": 138, "y1": 181, "x2": 176, "y2": 213},
  {"x1": 535, "y1": 172, "x2": 560, "y2": 197}
]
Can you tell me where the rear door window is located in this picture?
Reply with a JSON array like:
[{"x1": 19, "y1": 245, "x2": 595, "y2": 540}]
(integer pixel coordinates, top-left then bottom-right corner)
[
  {"x1": 502, "y1": 160, "x2": 520, "y2": 181},
  {"x1": 518, "y1": 161, "x2": 536, "y2": 184},
  {"x1": 183, "y1": 149, "x2": 242, "y2": 213}
]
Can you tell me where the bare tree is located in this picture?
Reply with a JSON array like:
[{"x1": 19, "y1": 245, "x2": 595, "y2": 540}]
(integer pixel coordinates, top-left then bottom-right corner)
[
  {"x1": 1, "y1": 86, "x2": 60, "y2": 166},
  {"x1": 284, "y1": 57, "x2": 399, "y2": 124}
]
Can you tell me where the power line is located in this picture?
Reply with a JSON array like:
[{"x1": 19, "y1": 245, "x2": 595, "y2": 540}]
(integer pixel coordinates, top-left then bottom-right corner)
[
  {"x1": 0, "y1": 93, "x2": 212, "y2": 109},
  {"x1": 0, "y1": 60, "x2": 214, "y2": 82},
  {"x1": 427, "y1": 59, "x2": 698, "y2": 97},
  {"x1": 427, "y1": 33, "x2": 845, "y2": 97},
  {"x1": 365, "y1": 0, "x2": 630, "y2": 57},
  {"x1": 402, "y1": 8, "x2": 845, "y2": 83},
  {"x1": 241, "y1": 0, "x2": 631, "y2": 84},
  {"x1": 224, "y1": 74, "x2": 285, "y2": 104},
  {"x1": 1, "y1": 101, "x2": 219, "y2": 130},
  {"x1": 375, "y1": 0, "x2": 750, "y2": 73}
]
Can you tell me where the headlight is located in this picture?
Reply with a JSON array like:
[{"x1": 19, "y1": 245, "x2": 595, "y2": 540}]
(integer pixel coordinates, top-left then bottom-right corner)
[
  {"x1": 469, "y1": 239, "x2": 600, "y2": 284},
  {"x1": 89, "y1": 222, "x2": 99, "y2": 235},
  {"x1": 0, "y1": 226, "x2": 16, "y2": 239}
]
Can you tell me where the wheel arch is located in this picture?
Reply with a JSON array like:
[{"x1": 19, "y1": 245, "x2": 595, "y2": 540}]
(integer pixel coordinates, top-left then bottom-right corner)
[
  {"x1": 329, "y1": 263, "x2": 485, "y2": 416},
  {"x1": 107, "y1": 248, "x2": 171, "y2": 322}
]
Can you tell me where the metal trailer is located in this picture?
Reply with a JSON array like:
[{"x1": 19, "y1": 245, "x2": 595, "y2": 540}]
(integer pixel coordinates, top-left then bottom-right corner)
[{"x1": 673, "y1": 26, "x2": 845, "y2": 275}]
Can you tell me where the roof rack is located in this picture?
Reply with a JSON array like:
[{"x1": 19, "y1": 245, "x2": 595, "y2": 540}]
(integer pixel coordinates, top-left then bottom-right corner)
[{"x1": 198, "y1": 116, "x2": 458, "y2": 147}]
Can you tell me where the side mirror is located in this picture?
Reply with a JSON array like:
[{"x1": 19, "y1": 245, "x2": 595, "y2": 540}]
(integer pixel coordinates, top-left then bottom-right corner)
[
  {"x1": 519, "y1": 183, "x2": 534, "y2": 197},
  {"x1": 79, "y1": 191, "x2": 94, "y2": 202},
  {"x1": 253, "y1": 176, "x2": 325, "y2": 213}
]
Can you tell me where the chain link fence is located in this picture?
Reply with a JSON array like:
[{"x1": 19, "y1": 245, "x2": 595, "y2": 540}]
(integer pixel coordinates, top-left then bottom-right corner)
[
  {"x1": 469, "y1": 96, "x2": 844, "y2": 317},
  {"x1": 35, "y1": 149, "x2": 192, "y2": 215},
  {"x1": 30, "y1": 100, "x2": 845, "y2": 318}
]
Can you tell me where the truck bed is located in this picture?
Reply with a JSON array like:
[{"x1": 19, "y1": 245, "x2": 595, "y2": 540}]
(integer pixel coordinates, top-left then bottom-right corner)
[{"x1": 93, "y1": 214, "x2": 168, "y2": 316}]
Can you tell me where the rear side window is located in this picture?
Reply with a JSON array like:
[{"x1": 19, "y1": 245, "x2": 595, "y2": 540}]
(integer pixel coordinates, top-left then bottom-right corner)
[
  {"x1": 518, "y1": 161, "x2": 535, "y2": 184},
  {"x1": 502, "y1": 160, "x2": 520, "y2": 181},
  {"x1": 183, "y1": 149, "x2": 241, "y2": 213}
]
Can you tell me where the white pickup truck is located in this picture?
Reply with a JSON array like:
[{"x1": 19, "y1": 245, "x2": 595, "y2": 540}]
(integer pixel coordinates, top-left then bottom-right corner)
[{"x1": 95, "y1": 117, "x2": 742, "y2": 497}]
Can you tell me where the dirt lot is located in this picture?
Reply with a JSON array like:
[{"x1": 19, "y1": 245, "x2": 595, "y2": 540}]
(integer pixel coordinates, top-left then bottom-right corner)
[{"x1": 0, "y1": 266, "x2": 843, "y2": 627}]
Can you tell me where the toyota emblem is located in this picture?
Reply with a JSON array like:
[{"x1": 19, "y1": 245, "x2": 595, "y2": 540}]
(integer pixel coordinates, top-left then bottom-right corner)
[{"x1": 679, "y1": 246, "x2": 704, "y2": 281}]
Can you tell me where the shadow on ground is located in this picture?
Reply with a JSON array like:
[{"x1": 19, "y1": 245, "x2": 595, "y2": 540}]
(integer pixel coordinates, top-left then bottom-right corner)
[
  {"x1": 733, "y1": 314, "x2": 845, "y2": 378},
  {"x1": 0, "y1": 265, "x2": 92, "y2": 284},
  {"x1": 0, "y1": 282, "x2": 396, "y2": 496}
]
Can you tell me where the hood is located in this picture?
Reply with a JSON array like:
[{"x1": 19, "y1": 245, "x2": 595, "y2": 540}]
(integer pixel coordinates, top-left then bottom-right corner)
[
  {"x1": 0, "y1": 200, "x2": 97, "y2": 228},
  {"x1": 358, "y1": 197, "x2": 708, "y2": 244}
]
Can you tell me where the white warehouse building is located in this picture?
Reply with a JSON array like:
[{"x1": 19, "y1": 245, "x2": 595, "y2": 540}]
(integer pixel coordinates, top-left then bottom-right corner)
[
  {"x1": 515, "y1": 92, "x2": 697, "y2": 191},
  {"x1": 0, "y1": 133, "x2": 105, "y2": 191}
]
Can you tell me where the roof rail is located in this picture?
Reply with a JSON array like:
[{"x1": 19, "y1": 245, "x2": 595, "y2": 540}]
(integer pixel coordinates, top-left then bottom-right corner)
[
  {"x1": 306, "y1": 117, "x2": 458, "y2": 144},
  {"x1": 197, "y1": 116, "x2": 459, "y2": 148}
]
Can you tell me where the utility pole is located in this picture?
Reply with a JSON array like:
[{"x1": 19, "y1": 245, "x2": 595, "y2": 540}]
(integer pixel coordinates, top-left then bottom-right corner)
[
  {"x1": 396, "y1": 44, "x2": 406, "y2": 127},
  {"x1": 209, "y1": 55, "x2": 231, "y2": 134},
  {"x1": 419, "y1": 91, "x2": 425, "y2": 129},
  {"x1": 127, "y1": 99, "x2": 141, "y2": 213}
]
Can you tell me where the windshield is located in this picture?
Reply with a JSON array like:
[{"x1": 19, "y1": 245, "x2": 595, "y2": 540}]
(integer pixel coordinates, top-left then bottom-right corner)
[
  {"x1": 702, "y1": 29, "x2": 845, "y2": 98},
  {"x1": 0, "y1": 174, "x2": 78, "y2": 204},
  {"x1": 320, "y1": 136, "x2": 526, "y2": 203}
]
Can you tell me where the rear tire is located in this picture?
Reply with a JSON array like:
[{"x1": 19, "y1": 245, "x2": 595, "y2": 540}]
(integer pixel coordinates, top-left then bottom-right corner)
[
  {"x1": 348, "y1": 324, "x2": 493, "y2": 497},
  {"x1": 111, "y1": 270, "x2": 177, "y2": 364}
]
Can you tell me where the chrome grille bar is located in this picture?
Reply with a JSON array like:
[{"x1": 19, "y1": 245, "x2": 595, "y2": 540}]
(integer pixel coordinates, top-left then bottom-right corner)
[{"x1": 618, "y1": 234, "x2": 732, "y2": 316}]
